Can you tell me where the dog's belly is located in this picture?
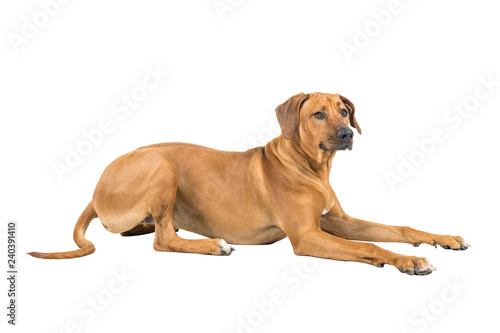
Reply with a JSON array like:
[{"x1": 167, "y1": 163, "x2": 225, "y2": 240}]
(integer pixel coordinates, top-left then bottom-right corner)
[{"x1": 172, "y1": 199, "x2": 286, "y2": 245}]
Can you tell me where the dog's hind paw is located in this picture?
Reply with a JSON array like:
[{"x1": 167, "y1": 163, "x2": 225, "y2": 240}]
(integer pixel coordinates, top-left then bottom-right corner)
[{"x1": 216, "y1": 239, "x2": 235, "y2": 256}]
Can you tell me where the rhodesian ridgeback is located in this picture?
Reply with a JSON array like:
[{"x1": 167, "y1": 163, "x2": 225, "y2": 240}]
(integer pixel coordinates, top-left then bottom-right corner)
[{"x1": 29, "y1": 92, "x2": 470, "y2": 275}]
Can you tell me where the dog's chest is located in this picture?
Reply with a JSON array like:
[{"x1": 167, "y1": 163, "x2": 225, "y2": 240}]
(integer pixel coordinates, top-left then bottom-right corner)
[
  {"x1": 322, "y1": 201, "x2": 334, "y2": 215},
  {"x1": 319, "y1": 184, "x2": 335, "y2": 216}
]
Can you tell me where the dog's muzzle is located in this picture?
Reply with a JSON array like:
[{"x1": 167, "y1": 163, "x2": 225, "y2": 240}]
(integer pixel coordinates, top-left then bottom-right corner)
[{"x1": 320, "y1": 128, "x2": 354, "y2": 151}]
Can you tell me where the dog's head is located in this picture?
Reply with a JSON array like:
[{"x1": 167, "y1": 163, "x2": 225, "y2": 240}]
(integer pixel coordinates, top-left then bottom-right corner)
[{"x1": 275, "y1": 92, "x2": 361, "y2": 152}]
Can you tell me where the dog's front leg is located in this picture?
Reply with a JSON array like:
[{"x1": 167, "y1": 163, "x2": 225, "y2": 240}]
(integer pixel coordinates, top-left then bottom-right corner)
[
  {"x1": 285, "y1": 226, "x2": 436, "y2": 275},
  {"x1": 320, "y1": 213, "x2": 471, "y2": 250}
]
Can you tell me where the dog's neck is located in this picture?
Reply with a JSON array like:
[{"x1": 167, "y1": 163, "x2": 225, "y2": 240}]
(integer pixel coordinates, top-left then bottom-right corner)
[
  {"x1": 265, "y1": 135, "x2": 335, "y2": 210},
  {"x1": 293, "y1": 135, "x2": 336, "y2": 177}
]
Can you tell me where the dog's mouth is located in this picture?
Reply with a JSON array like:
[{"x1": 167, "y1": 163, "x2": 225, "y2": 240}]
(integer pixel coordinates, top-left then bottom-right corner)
[{"x1": 319, "y1": 140, "x2": 353, "y2": 151}]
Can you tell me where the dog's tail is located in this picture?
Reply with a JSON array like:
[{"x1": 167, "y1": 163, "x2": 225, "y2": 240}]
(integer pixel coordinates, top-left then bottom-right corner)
[{"x1": 28, "y1": 202, "x2": 97, "y2": 259}]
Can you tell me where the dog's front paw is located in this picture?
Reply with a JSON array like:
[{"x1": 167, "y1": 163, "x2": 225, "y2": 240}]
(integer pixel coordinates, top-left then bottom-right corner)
[
  {"x1": 393, "y1": 256, "x2": 436, "y2": 276},
  {"x1": 433, "y1": 236, "x2": 471, "y2": 251},
  {"x1": 214, "y1": 239, "x2": 235, "y2": 256}
]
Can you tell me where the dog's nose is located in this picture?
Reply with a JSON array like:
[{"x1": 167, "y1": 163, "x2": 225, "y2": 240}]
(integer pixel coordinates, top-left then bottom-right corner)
[{"x1": 337, "y1": 128, "x2": 354, "y2": 141}]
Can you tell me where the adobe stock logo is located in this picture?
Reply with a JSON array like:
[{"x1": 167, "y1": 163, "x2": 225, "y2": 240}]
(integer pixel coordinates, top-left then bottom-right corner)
[
  {"x1": 235, "y1": 258, "x2": 320, "y2": 333},
  {"x1": 400, "y1": 278, "x2": 467, "y2": 333},
  {"x1": 384, "y1": 74, "x2": 498, "y2": 191},
  {"x1": 213, "y1": 0, "x2": 244, "y2": 21},
  {"x1": 7, "y1": 0, "x2": 71, "y2": 54},
  {"x1": 236, "y1": 117, "x2": 281, "y2": 151},
  {"x1": 339, "y1": 0, "x2": 412, "y2": 64},
  {"x1": 56, "y1": 267, "x2": 134, "y2": 333},
  {"x1": 51, "y1": 65, "x2": 168, "y2": 182}
]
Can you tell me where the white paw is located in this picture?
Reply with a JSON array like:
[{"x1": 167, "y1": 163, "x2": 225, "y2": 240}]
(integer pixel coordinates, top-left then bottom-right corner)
[{"x1": 217, "y1": 239, "x2": 235, "y2": 256}]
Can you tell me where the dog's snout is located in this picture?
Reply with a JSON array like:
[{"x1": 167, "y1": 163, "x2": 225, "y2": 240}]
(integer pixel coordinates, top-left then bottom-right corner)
[{"x1": 337, "y1": 128, "x2": 354, "y2": 141}]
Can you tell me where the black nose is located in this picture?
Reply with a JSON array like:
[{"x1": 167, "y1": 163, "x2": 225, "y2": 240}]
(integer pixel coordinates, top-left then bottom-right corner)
[{"x1": 337, "y1": 128, "x2": 354, "y2": 141}]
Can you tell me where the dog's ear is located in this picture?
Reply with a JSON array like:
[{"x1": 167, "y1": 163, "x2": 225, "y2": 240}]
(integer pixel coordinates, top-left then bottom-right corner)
[
  {"x1": 340, "y1": 94, "x2": 362, "y2": 135},
  {"x1": 275, "y1": 93, "x2": 309, "y2": 140}
]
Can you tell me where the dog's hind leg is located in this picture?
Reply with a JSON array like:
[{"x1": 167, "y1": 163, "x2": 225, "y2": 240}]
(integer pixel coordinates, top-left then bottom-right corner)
[{"x1": 149, "y1": 158, "x2": 234, "y2": 256}]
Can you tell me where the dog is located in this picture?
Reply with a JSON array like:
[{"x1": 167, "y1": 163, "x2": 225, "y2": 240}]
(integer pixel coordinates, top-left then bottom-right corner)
[{"x1": 29, "y1": 92, "x2": 470, "y2": 275}]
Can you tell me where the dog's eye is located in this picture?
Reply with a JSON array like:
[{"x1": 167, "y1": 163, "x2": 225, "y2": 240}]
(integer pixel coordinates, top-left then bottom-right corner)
[
  {"x1": 313, "y1": 112, "x2": 326, "y2": 120},
  {"x1": 340, "y1": 109, "x2": 348, "y2": 117}
]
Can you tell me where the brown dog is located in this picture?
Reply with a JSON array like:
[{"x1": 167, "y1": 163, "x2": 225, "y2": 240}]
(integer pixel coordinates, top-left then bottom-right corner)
[{"x1": 29, "y1": 92, "x2": 470, "y2": 275}]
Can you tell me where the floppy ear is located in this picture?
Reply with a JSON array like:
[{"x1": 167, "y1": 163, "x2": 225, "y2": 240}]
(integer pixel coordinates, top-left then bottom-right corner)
[
  {"x1": 339, "y1": 94, "x2": 362, "y2": 135},
  {"x1": 275, "y1": 93, "x2": 309, "y2": 140}
]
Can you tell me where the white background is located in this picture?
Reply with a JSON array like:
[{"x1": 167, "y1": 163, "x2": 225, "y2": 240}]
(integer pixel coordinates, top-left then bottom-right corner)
[{"x1": 1, "y1": 0, "x2": 499, "y2": 332}]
